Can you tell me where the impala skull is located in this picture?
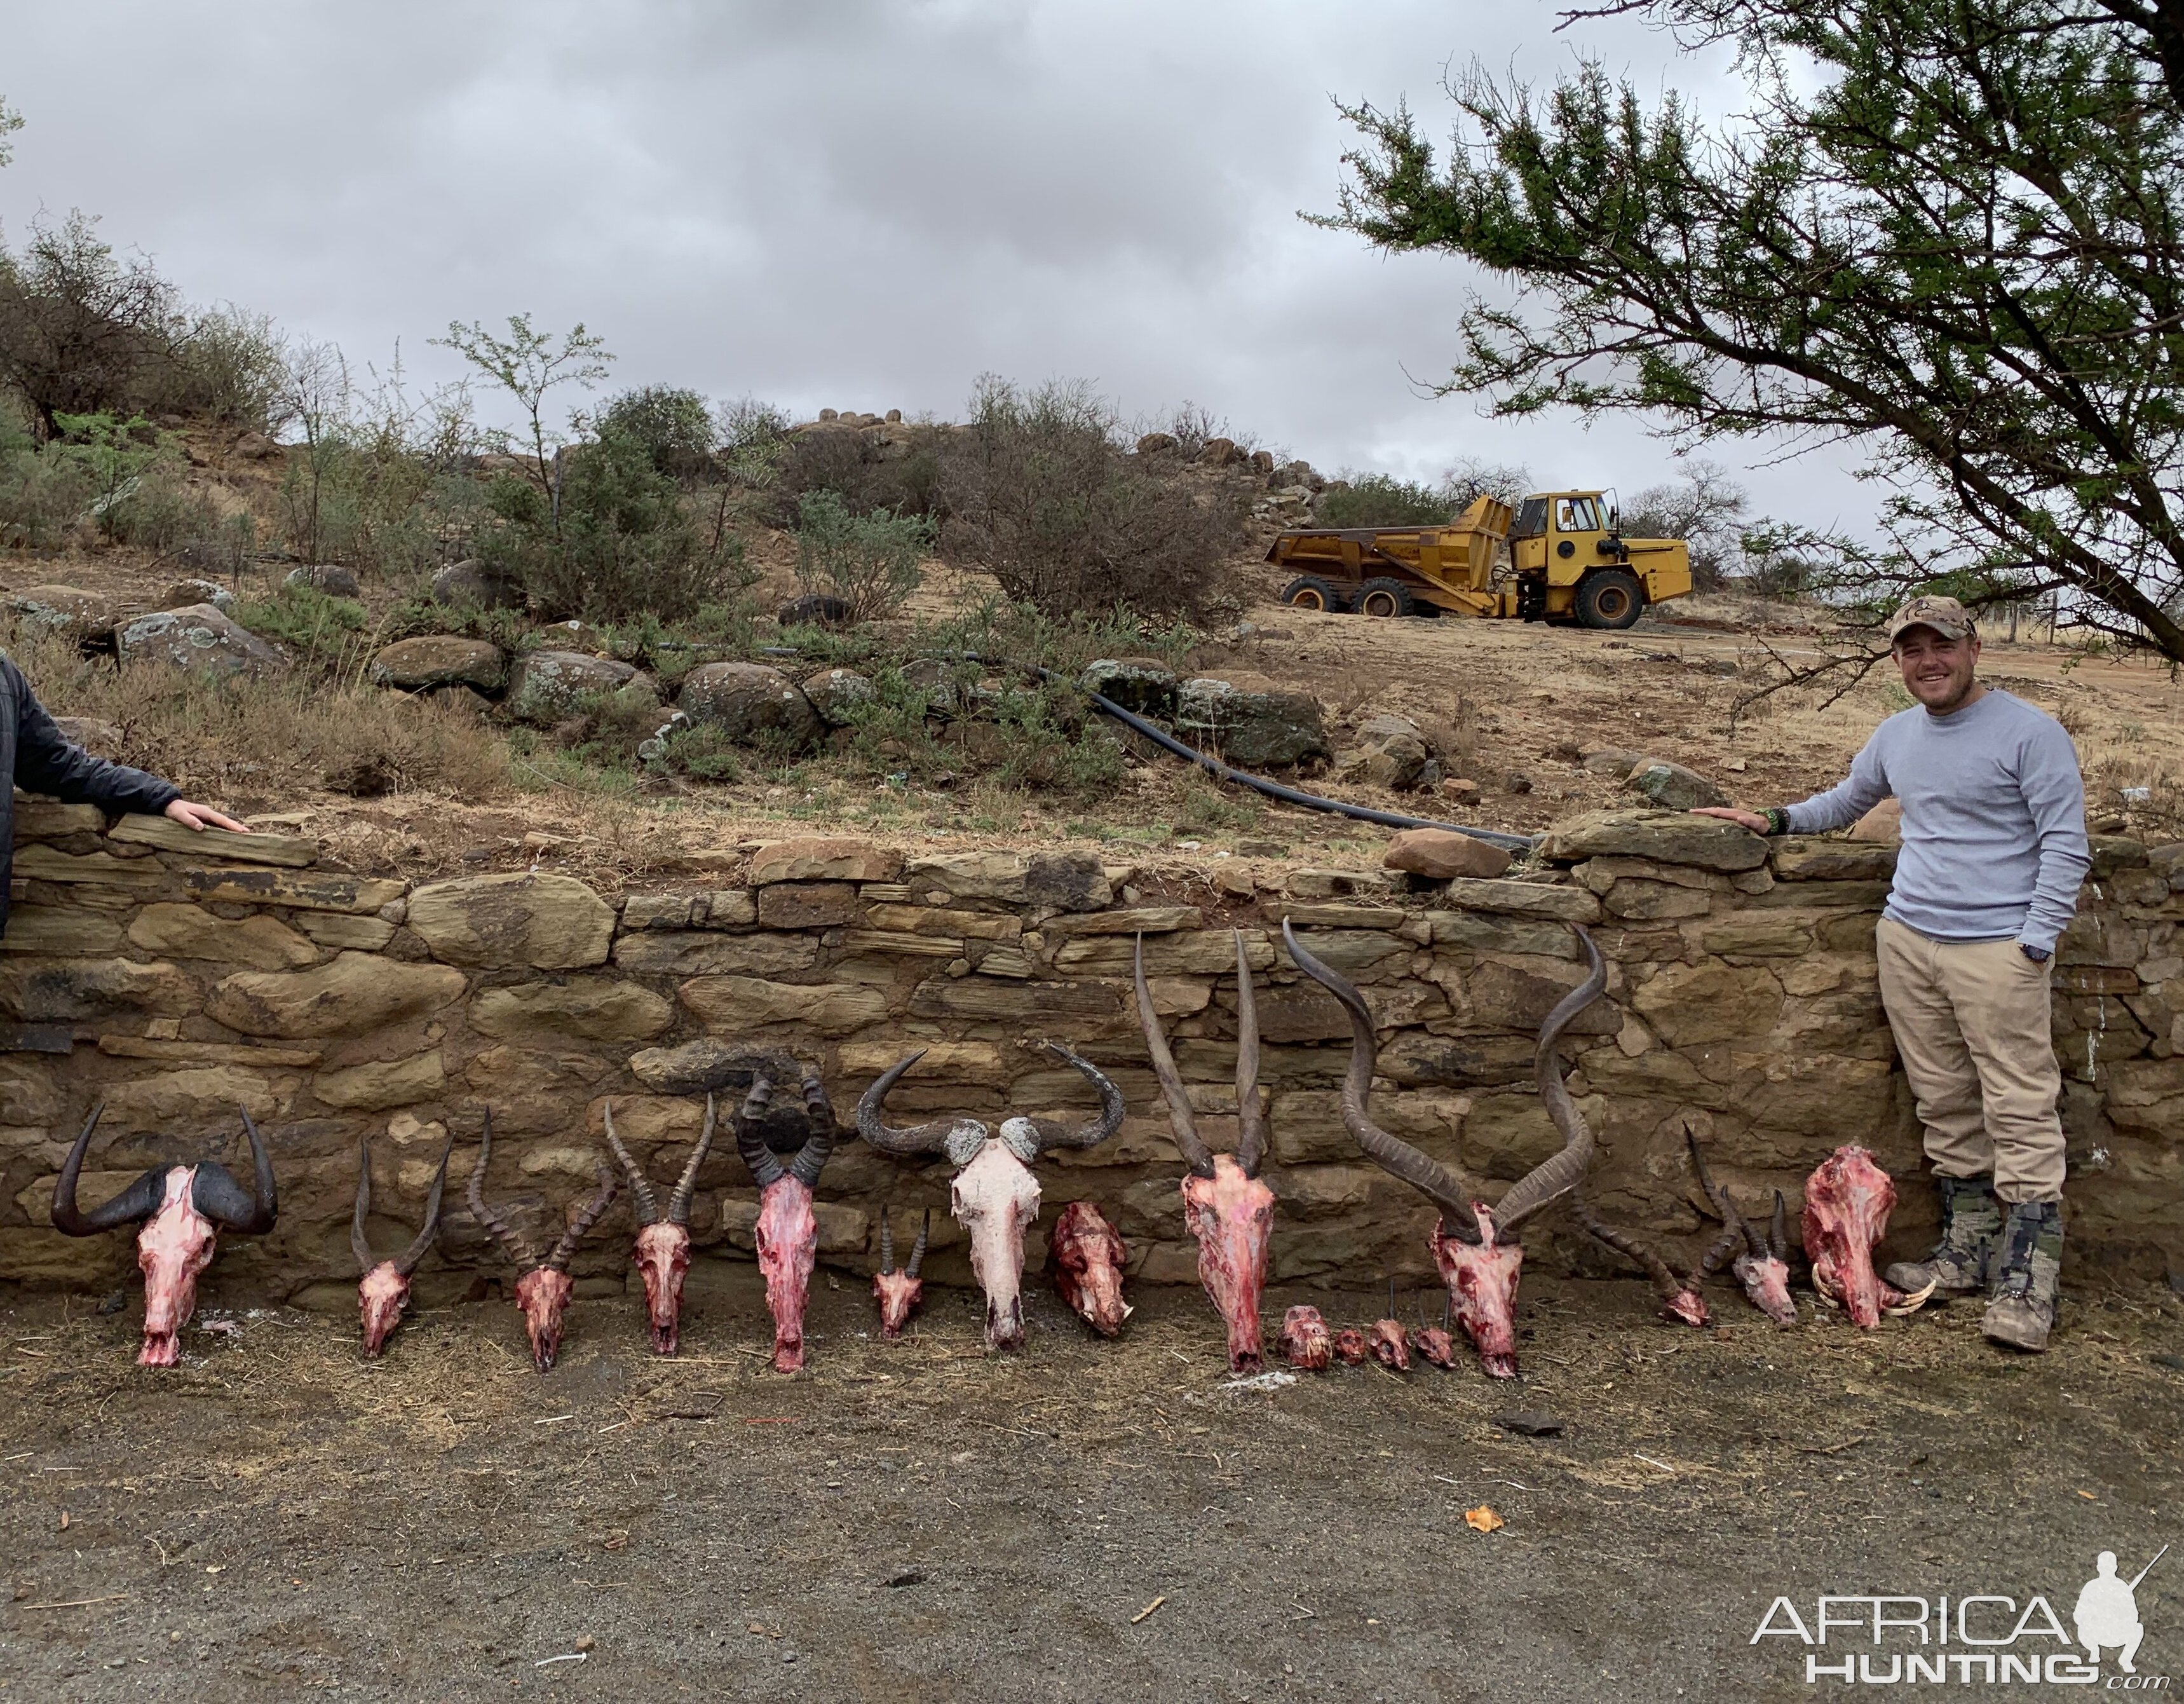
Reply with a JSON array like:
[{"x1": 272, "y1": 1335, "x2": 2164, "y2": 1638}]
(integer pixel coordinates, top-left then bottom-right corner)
[
  {"x1": 467, "y1": 1109, "x2": 619, "y2": 1372},
  {"x1": 51, "y1": 1104, "x2": 278, "y2": 1367},
  {"x1": 1050, "y1": 1199, "x2": 1131, "y2": 1338},
  {"x1": 1804, "y1": 1145, "x2": 1933, "y2": 1328},
  {"x1": 352, "y1": 1132, "x2": 452, "y2": 1358},
  {"x1": 735, "y1": 1075, "x2": 839, "y2": 1373},
  {"x1": 1687, "y1": 1127, "x2": 1797, "y2": 1327},
  {"x1": 602, "y1": 1094, "x2": 716, "y2": 1356}
]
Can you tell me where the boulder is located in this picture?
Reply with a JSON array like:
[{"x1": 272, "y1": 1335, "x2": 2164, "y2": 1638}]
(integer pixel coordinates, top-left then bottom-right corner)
[
  {"x1": 0, "y1": 957, "x2": 196, "y2": 1022},
  {"x1": 1080, "y1": 658, "x2": 1180, "y2": 718},
  {"x1": 678, "y1": 662, "x2": 822, "y2": 750},
  {"x1": 1624, "y1": 758, "x2": 1729, "y2": 811},
  {"x1": 407, "y1": 872, "x2": 616, "y2": 969},
  {"x1": 749, "y1": 836, "x2": 902, "y2": 885},
  {"x1": 125, "y1": 903, "x2": 318, "y2": 971},
  {"x1": 430, "y1": 559, "x2": 525, "y2": 610},
  {"x1": 801, "y1": 667, "x2": 876, "y2": 726},
  {"x1": 206, "y1": 952, "x2": 467, "y2": 1039},
  {"x1": 1581, "y1": 747, "x2": 1645, "y2": 775},
  {"x1": 1135, "y1": 432, "x2": 1179, "y2": 455},
  {"x1": 1850, "y1": 798, "x2": 1903, "y2": 843},
  {"x1": 778, "y1": 595, "x2": 851, "y2": 629},
  {"x1": 287, "y1": 563, "x2": 362, "y2": 598},
  {"x1": 1174, "y1": 675, "x2": 1328, "y2": 769},
  {"x1": 313, "y1": 1051, "x2": 447, "y2": 1110},
  {"x1": 627, "y1": 1038, "x2": 805, "y2": 1096},
  {"x1": 1345, "y1": 714, "x2": 1432, "y2": 791},
  {"x1": 1198, "y1": 437, "x2": 1243, "y2": 467},
  {"x1": 5, "y1": 585, "x2": 116, "y2": 641},
  {"x1": 369, "y1": 636, "x2": 508, "y2": 693},
  {"x1": 164, "y1": 577, "x2": 234, "y2": 612},
  {"x1": 505, "y1": 650, "x2": 642, "y2": 725},
  {"x1": 534, "y1": 619, "x2": 610, "y2": 655},
  {"x1": 1383, "y1": 828, "x2": 1513, "y2": 882},
  {"x1": 118, "y1": 604, "x2": 290, "y2": 681},
  {"x1": 1537, "y1": 808, "x2": 1768, "y2": 871}
]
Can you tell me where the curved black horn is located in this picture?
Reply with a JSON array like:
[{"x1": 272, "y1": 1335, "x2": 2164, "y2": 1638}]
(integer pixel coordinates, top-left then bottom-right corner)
[
  {"x1": 788, "y1": 1075, "x2": 838, "y2": 1189},
  {"x1": 853, "y1": 1052, "x2": 962, "y2": 1155},
  {"x1": 193, "y1": 1108, "x2": 276, "y2": 1234},
  {"x1": 1486, "y1": 925, "x2": 1607, "y2": 1235},
  {"x1": 906, "y1": 1208, "x2": 930, "y2": 1278},
  {"x1": 666, "y1": 1093, "x2": 716, "y2": 1225},
  {"x1": 1024, "y1": 1043, "x2": 1126, "y2": 1152},
  {"x1": 50, "y1": 1103, "x2": 165, "y2": 1235},
  {"x1": 466, "y1": 1108, "x2": 543, "y2": 1271},
  {"x1": 1570, "y1": 1182, "x2": 1692, "y2": 1307},
  {"x1": 352, "y1": 1138, "x2": 378, "y2": 1272},
  {"x1": 1133, "y1": 935, "x2": 1215, "y2": 1179},
  {"x1": 394, "y1": 1133, "x2": 454, "y2": 1278},
  {"x1": 1284, "y1": 919, "x2": 1482, "y2": 1229},
  {"x1": 1685, "y1": 1122, "x2": 1764, "y2": 1262},
  {"x1": 543, "y1": 1164, "x2": 620, "y2": 1274},
  {"x1": 600, "y1": 1101, "x2": 661, "y2": 1225},
  {"x1": 736, "y1": 1077, "x2": 785, "y2": 1189}
]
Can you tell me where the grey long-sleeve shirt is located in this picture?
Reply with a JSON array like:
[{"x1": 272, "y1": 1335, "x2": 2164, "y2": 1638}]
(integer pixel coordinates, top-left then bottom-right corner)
[{"x1": 1784, "y1": 689, "x2": 2089, "y2": 953}]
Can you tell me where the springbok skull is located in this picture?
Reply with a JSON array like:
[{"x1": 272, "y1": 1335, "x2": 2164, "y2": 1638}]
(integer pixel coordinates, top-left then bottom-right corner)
[
  {"x1": 51, "y1": 1103, "x2": 277, "y2": 1367},
  {"x1": 1286, "y1": 917, "x2": 1608, "y2": 1379},
  {"x1": 1804, "y1": 1145, "x2": 1934, "y2": 1327},
  {"x1": 467, "y1": 1110, "x2": 620, "y2": 1372},
  {"x1": 352, "y1": 1132, "x2": 452, "y2": 1358},
  {"x1": 872, "y1": 1207, "x2": 930, "y2": 1340},
  {"x1": 1135, "y1": 930, "x2": 1275, "y2": 1372},
  {"x1": 734, "y1": 1075, "x2": 839, "y2": 1373},
  {"x1": 1050, "y1": 1199, "x2": 1131, "y2": 1338},
  {"x1": 1686, "y1": 1127, "x2": 1797, "y2": 1326},
  {"x1": 857, "y1": 1042, "x2": 1125, "y2": 1352},
  {"x1": 602, "y1": 1095, "x2": 716, "y2": 1356}
]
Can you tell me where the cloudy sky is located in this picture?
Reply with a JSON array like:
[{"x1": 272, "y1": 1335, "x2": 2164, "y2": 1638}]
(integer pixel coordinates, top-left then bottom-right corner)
[{"x1": 0, "y1": 1, "x2": 1868, "y2": 532}]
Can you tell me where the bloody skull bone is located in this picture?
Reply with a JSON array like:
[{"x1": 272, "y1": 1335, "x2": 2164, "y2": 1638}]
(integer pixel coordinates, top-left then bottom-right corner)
[
  {"x1": 1279, "y1": 1304, "x2": 1331, "y2": 1370},
  {"x1": 51, "y1": 1103, "x2": 278, "y2": 1367},
  {"x1": 1409, "y1": 1325, "x2": 1459, "y2": 1369},
  {"x1": 1050, "y1": 1199, "x2": 1131, "y2": 1338},
  {"x1": 1287, "y1": 917, "x2": 1608, "y2": 1380},
  {"x1": 1687, "y1": 1127, "x2": 1797, "y2": 1327},
  {"x1": 351, "y1": 1131, "x2": 452, "y2": 1358},
  {"x1": 467, "y1": 1110, "x2": 620, "y2": 1372},
  {"x1": 602, "y1": 1094, "x2": 717, "y2": 1356},
  {"x1": 1367, "y1": 1318, "x2": 1411, "y2": 1370},
  {"x1": 858, "y1": 1042, "x2": 1125, "y2": 1353},
  {"x1": 1803, "y1": 1145, "x2": 1934, "y2": 1328},
  {"x1": 733, "y1": 1075, "x2": 839, "y2": 1373},
  {"x1": 872, "y1": 1207, "x2": 930, "y2": 1340},
  {"x1": 1135, "y1": 930, "x2": 1276, "y2": 1372},
  {"x1": 1568, "y1": 1178, "x2": 1710, "y2": 1327}
]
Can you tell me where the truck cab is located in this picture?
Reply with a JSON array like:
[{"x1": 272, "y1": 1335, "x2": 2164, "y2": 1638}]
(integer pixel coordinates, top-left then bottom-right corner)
[{"x1": 1509, "y1": 490, "x2": 1693, "y2": 625}]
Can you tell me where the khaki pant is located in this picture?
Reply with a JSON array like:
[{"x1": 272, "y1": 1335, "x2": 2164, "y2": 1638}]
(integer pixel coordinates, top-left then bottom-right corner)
[{"x1": 1875, "y1": 917, "x2": 2066, "y2": 1203}]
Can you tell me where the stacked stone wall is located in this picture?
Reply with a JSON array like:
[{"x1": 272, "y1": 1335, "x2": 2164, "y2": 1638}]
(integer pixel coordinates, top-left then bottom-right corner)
[{"x1": 0, "y1": 805, "x2": 2176, "y2": 1305}]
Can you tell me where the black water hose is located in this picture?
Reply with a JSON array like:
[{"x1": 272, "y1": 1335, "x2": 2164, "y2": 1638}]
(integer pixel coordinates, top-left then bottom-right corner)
[{"x1": 757, "y1": 646, "x2": 1540, "y2": 854}]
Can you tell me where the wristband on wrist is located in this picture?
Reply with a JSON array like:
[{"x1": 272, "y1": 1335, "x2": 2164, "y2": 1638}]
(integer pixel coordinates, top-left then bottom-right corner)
[{"x1": 1762, "y1": 807, "x2": 1790, "y2": 836}]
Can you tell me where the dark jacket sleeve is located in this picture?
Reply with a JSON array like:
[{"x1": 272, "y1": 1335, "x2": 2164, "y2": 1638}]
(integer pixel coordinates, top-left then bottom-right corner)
[{"x1": 8, "y1": 663, "x2": 180, "y2": 816}]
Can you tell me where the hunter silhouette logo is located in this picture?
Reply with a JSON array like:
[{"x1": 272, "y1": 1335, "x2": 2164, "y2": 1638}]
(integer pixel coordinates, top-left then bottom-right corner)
[{"x1": 2077, "y1": 1546, "x2": 2166, "y2": 1675}]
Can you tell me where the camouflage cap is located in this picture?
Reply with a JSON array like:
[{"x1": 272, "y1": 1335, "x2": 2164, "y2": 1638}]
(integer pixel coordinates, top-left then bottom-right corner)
[{"x1": 1887, "y1": 594, "x2": 1974, "y2": 644}]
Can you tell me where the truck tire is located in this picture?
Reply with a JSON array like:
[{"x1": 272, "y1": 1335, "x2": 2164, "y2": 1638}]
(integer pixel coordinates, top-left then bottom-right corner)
[
  {"x1": 1575, "y1": 569, "x2": 1644, "y2": 630},
  {"x1": 1281, "y1": 575, "x2": 1350, "y2": 613},
  {"x1": 1355, "y1": 577, "x2": 1418, "y2": 618}
]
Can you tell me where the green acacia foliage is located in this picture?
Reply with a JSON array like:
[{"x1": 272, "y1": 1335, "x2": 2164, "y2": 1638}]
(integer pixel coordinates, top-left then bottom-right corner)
[
  {"x1": 793, "y1": 489, "x2": 935, "y2": 620},
  {"x1": 596, "y1": 386, "x2": 716, "y2": 483},
  {"x1": 1322, "y1": 1, "x2": 2184, "y2": 656}
]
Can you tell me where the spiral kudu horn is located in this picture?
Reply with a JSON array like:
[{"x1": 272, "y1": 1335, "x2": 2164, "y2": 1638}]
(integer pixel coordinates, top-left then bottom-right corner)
[{"x1": 1487, "y1": 925, "x2": 1608, "y2": 1234}]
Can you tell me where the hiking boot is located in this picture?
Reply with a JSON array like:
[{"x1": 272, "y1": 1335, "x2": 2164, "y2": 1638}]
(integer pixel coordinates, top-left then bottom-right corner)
[
  {"x1": 1983, "y1": 1199, "x2": 2064, "y2": 1353},
  {"x1": 1884, "y1": 1174, "x2": 2000, "y2": 1300}
]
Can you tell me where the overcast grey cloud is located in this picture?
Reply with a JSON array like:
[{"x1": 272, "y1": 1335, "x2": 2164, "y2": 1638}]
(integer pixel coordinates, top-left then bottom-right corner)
[{"x1": 0, "y1": 1, "x2": 1870, "y2": 531}]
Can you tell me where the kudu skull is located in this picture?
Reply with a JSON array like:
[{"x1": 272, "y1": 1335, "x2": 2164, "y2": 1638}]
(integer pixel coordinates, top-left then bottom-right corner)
[
  {"x1": 51, "y1": 1103, "x2": 278, "y2": 1367},
  {"x1": 351, "y1": 1132, "x2": 452, "y2": 1358},
  {"x1": 872, "y1": 1207, "x2": 930, "y2": 1340},
  {"x1": 602, "y1": 1095, "x2": 716, "y2": 1356},
  {"x1": 733, "y1": 1075, "x2": 839, "y2": 1373},
  {"x1": 467, "y1": 1110, "x2": 620, "y2": 1372},
  {"x1": 1285, "y1": 917, "x2": 1608, "y2": 1380},
  {"x1": 857, "y1": 1042, "x2": 1125, "y2": 1352},
  {"x1": 1135, "y1": 930, "x2": 1275, "y2": 1373}
]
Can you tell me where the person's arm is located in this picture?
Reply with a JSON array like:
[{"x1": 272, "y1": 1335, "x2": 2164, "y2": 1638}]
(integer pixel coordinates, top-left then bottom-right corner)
[
  {"x1": 10, "y1": 667, "x2": 246, "y2": 829},
  {"x1": 1693, "y1": 728, "x2": 1890, "y2": 836},
  {"x1": 2015, "y1": 718, "x2": 2091, "y2": 957}
]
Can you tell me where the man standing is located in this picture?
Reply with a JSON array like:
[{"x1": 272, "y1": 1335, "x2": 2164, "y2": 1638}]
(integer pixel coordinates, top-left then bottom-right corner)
[
  {"x1": 1695, "y1": 596, "x2": 2089, "y2": 1352},
  {"x1": 0, "y1": 654, "x2": 248, "y2": 936}
]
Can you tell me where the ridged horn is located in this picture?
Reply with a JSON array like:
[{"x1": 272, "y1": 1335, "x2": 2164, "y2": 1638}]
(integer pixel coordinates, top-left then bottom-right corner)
[
  {"x1": 787, "y1": 1075, "x2": 837, "y2": 1188},
  {"x1": 600, "y1": 1101, "x2": 661, "y2": 1225},
  {"x1": 466, "y1": 1109, "x2": 543, "y2": 1271},
  {"x1": 544, "y1": 1164, "x2": 620, "y2": 1273},
  {"x1": 736, "y1": 1077, "x2": 785, "y2": 1188},
  {"x1": 1231, "y1": 930, "x2": 1267, "y2": 1178},
  {"x1": 666, "y1": 1093, "x2": 716, "y2": 1224},
  {"x1": 1134, "y1": 934, "x2": 1215, "y2": 1178}
]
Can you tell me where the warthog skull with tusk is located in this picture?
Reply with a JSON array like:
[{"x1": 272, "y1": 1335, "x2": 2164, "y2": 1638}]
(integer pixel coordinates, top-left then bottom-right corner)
[
  {"x1": 1286, "y1": 917, "x2": 1609, "y2": 1379},
  {"x1": 858, "y1": 1042, "x2": 1125, "y2": 1352},
  {"x1": 51, "y1": 1103, "x2": 278, "y2": 1367},
  {"x1": 352, "y1": 1132, "x2": 452, "y2": 1358},
  {"x1": 1687, "y1": 1127, "x2": 1797, "y2": 1326},
  {"x1": 1279, "y1": 1304, "x2": 1331, "y2": 1370},
  {"x1": 467, "y1": 1110, "x2": 620, "y2": 1372},
  {"x1": 734, "y1": 1075, "x2": 839, "y2": 1373},
  {"x1": 602, "y1": 1095, "x2": 716, "y2": 1356},
  {"x1": 1136, "y1": 930, "x2": 1276, "y2": 1373},
  {"x1": 1050, "y1": 1199, "x2": 1130, "y2": 1338},
  {"x1": 1804, "y1": 1145, "x2": 1933, "y2": 1327},
  {"x1": 872, "y1": 1207, "x2": 930, "y2": 1340}
]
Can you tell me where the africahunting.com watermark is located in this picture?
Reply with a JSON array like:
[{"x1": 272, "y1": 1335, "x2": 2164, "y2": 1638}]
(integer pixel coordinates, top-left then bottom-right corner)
[{"x1": 1753, "y1": 1547, "x2": 2169, "y2": 1687}]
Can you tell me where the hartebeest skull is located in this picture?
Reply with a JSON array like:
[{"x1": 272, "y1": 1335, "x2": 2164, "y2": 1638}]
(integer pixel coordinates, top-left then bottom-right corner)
[
  {"x1": 602, "y1": 1095, "x2": 716, "y2": 1356},
  {"x1": 467, "y1": 1110, "x2": 620, "y2": 1372},
  {"x1": 872, "y1": 1207, "x2": 930, "y2": 1340},
  {"x1": 1804, "y1": 1146, "x2": 1934, "y2": 1328},
  {"x1": 734, "y1": 1075, "x2": 838, "y2": 1373},
  {"x1": 857, "y1": 1042, "x2": 1125, "y2": 1352},
  {"x1": 1050, "y1": 1199, "x2": 1130, "y2": 1338},
  {"x1": 351, "y1": 1133, "x2": 452, "y2": 1358},
  {"x1": 1286, "y1": 917, "x2": 1608, "y2": 1379},
  {"x1": 1135, "y1": 930, "x2": 1275, "y2": 1372},
  {"x1": 51, "y1": 1103, "x2": 278, "y2": 1367},
  {"x1": 1686, "y1": 1128, "x2": 1797, "y2": 1327}
]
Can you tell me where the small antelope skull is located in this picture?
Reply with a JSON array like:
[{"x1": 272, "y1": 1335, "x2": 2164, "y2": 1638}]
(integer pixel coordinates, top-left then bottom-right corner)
[
  {"x1": 1687, "y1": 1128, "x2": 1796, "y2": 1327},
  {"x1": 352, "y1": 1133, "x2": 452, "y2": 1358},
  {"x1": 857, "y1": 1042, "x2": 1125, "y2": 1353},
  {"x1": 734, "y1": 1075, "x2": 839, "y2": 1373},
  {"x1": 602, "y1": 1095, "x2": 716, "y2": 1356},
  {"x1": 51, "y1": 1103, "x2": 278, "y2": 1367},
  {"x1": 467, "y1": 1110, "x2": 620, "y2": 1372},
  {"x1": 1804, "y1": 1145, "x2": 1933, "y2": 1327},
  {"x1": 1050, "y1": 1199, "x2": 1130, "y2": 1338},
  {"x1": 1568, "y1": 1179, "x2": 1709, "y2": 1328},
  {"x1": 1278, "y1": 1305, "x2": 1331, "y2": 1370},
  {"x1": 872, "y1": 1207, "x2": 930, "y2": 1340},
  {"x1": 1136, "y1": 930, "x2": 1275, "y2": 1372}
]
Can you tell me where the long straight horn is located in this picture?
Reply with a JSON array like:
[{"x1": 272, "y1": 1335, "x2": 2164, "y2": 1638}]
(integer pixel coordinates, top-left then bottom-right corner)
[
  {"x1": 1488, "y1": 925, "x2": 1607, "y2": 1234},
  {"x1": 667, "y1": 1093, "x2": 716, "y2": 1225},
  {"x1": 878, "y1": 1211, "x2": 895, "y2": 1276},
  {"x1": 394, "y1": 1132, "x2": 454, "y2": 1277},
  {"x1": 907, "y1": 1208, "x2": 930, "y2": 1278},
  {"x1": 466, "y1": 1109, "x2": 543, "y2": 1270},
  {"x1": 737, "y1": 1077, "x2": 786, "y2": 1188},
  {"x1": 1231, "y1": 929, "x2": 1267, "y2": 1178},
  {"x1": 1134, "y1": 934, "x2": 1215, "y2": 1178},
  {"x1": 352, "y1": 1138, "x2": 377, "y2": 1272},
  {"x1": 1769, "y1": 1189, "x2": 1789, "y2": 1260},
  {"x1": 601, "y1": 1101, "x2": 661, "y2": 1225},
  {"x1": 545, "y1": 1164, "x2": 620, "y2": 1273}
]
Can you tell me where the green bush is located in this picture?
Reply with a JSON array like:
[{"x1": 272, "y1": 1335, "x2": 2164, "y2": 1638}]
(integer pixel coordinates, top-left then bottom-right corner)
[
  {"x1": 233, "y1": 582, "x2": 368, "y2": 664},
  {"x1": 596, "y1": 386, "x2": 716, "y2": 483},
  {"x1": 1315, "y1": 474, "x2": 1455, "y2": 528},
  {"x1": 793, "y1": 489, "x2": 934, "y2": 620},
  {"x1": 0, "y1": 428, "x2": 94, "y2": 548}
]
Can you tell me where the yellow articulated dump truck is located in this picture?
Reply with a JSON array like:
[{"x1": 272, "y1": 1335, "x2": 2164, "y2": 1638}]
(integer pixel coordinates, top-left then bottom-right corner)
[{"x1": 1265, "y1": 489, "x2": 1693, "y2": 630}]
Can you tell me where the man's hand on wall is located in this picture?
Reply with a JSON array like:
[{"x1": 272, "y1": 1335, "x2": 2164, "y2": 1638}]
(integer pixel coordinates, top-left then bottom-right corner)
[
  {"x1": 164, "y1": 799, "x2": 252, "y2": 833},
  {"x1": 1690, "y1": 805, "x2": 1769, "y2": 834}
]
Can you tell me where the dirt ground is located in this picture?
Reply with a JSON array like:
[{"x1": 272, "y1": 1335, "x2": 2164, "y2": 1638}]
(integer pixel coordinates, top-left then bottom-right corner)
[{"x1": 3, "y1": 1265, "x2": 2180, "y2": 1703}]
